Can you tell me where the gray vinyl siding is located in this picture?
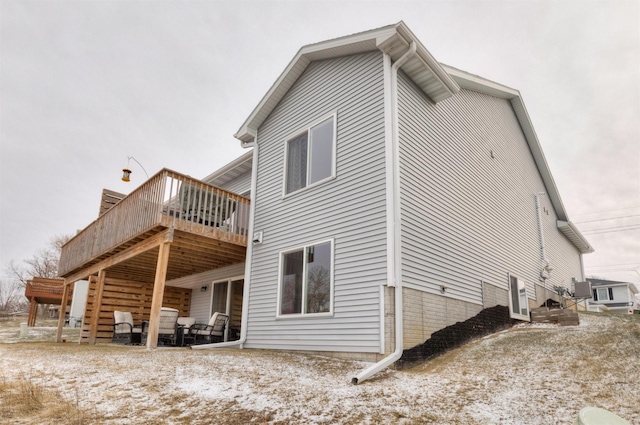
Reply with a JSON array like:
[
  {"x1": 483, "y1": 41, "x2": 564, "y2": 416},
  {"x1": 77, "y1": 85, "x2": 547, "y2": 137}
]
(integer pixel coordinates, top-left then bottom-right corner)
[
  {"x1": 246, "y1": 51, "x2": 387, "y2": 353},
  {"x1": 397, "y1": 74, "x2": 583, "y2": 304},
  {"x1": 166, "y1": 263, "x2": 246, "y2": 323}
]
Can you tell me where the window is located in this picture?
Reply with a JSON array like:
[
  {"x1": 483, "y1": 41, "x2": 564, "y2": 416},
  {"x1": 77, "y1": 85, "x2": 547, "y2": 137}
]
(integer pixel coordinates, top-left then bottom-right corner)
[
  {"x1": 593, "y1": 287, "x2": 613, "y2": 301},
  {"x1": 508, "y1": 275, "x2": 530, "y2": 321},
  {"x1": 279, "y1": 240, "x2": 333, "y2": 316},
  {"x1": 285, "y1": 116, "x2": 335, "y2": 194}
]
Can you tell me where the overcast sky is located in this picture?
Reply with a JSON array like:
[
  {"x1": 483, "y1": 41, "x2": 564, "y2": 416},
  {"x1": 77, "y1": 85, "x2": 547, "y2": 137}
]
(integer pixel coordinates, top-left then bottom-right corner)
[{"x1": 1, "y1": 0, "x2": 638, "y2": 285}]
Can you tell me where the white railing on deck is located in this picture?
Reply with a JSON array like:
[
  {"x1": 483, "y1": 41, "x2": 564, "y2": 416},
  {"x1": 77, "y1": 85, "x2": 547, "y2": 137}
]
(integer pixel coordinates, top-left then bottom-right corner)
[{"x1": 58, "y1": 169, "x2": 250, "y2": 277}]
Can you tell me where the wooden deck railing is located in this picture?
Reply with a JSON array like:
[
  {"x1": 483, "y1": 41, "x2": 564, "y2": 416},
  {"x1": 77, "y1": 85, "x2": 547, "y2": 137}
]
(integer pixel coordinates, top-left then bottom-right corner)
[
  {"x1": 59, "y1": 169, "x2": 250, "y2": 277},
  {"x1": 25, "y1": 279, "x2": 68, "y2": 300}
]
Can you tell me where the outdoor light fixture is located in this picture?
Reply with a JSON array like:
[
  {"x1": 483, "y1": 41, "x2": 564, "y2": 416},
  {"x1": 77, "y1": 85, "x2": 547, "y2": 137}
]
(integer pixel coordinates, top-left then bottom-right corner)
[{"x1": 121, "y1": 156, "x2": 149, "y2": 182}]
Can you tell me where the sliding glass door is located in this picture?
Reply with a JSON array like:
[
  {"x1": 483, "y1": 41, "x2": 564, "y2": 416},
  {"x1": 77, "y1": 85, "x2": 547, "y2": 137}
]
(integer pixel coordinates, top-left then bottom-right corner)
[{"x1": 211, "y1": 278, "x2": 244, "y2": 341}]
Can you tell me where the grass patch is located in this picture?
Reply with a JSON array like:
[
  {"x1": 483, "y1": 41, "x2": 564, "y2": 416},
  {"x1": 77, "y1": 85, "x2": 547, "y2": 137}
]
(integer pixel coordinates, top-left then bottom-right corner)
[{"x1": 0, "y1": 371, "x2": 104, "y2": 424}]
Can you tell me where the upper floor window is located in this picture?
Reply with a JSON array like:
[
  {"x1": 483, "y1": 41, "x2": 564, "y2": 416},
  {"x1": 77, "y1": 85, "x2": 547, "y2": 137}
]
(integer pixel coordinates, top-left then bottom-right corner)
[
  {"x1": 278, "y1": 240, "x2": 333, "y2": 316},
  {"x1": 285, "y1": 115, "x2": 336, "y2": 195}
]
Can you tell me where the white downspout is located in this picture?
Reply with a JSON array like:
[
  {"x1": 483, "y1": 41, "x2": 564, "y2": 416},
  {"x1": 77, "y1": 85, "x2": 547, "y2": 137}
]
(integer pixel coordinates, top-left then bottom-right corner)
[
  {"x1": 535, "y1": 192, "x2": 552, "y2": 284},
  {"x1": 535, "y1": 192, "x2": 548, "y2": 264},
  {"x1": 192, "y1": 136, "x2": 259, "y2": 350},
  {"x1": 352, "y1": 41, "x2": 416, "y2": 384}
]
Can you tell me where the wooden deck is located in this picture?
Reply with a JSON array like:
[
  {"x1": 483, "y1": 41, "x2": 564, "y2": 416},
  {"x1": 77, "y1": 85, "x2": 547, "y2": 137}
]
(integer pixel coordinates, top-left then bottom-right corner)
[
  {"x1": 24, "y1": 278, "x2": 72, "y2": 326},
  {"x1": 56, "y1": 169, "x2": 250, "y2": 347},
  {"x1": 58, "y1": 168, "x2": 250, "y2": 283}
]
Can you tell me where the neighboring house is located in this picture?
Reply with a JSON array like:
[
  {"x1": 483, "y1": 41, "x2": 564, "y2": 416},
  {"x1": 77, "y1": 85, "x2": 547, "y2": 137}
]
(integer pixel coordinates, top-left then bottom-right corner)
[
  {"x1": 588, "y1": 278, "x2": 638, "y2": 314},
  {"x1": 56, "y1": 22, "x2": 592, "y2": 381}
]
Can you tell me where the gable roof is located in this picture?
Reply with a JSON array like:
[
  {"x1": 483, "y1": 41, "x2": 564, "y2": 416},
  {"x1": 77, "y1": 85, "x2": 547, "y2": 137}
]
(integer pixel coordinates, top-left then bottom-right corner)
[
  {"x1": 232, "y1": 22, "x2": 593, "y2": 254},
  {"x1": 234, "y1": 21, "x2": 459, "y2": 145}
]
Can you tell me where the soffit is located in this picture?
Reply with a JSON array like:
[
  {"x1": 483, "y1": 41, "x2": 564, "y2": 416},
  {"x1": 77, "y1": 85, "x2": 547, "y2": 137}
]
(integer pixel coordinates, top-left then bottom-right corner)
[
  {"x1": 201, "y1": 150, "x2": 253, "y2": 189},
  {"x1": 557, "y1": 220, "x2": 595, "y2": 254}
]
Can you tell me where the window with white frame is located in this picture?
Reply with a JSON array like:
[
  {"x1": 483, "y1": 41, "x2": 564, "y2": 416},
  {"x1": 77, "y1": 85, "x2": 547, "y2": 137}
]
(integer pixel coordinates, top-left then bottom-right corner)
[
  {"x1": 279, "y1": 240, "x2": 333, "y2": 316},
  {"x1": 285, "y1": 116, "x2": 335, "y2": 194},
  {"x1": 593, "y1": 287, "x2": 613, "y2": 301},
  {"x1": 508, "y1": 275, "x2": 530, "y2": 321}
]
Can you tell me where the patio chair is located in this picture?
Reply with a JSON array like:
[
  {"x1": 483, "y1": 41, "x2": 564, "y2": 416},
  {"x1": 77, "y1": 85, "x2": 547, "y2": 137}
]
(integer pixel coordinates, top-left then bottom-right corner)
[
  {"x1": 185, "y1": 312, "x2": 229, "y2": 345},
  {"x1": 112, "y1": 310, "x2": 142, "y2": 344},
  {"x1": 141, "y1": 307, "x2": 180, "y2": 346},
  {"x1": 176, "y1": 316, "x2": 196, "y2": 347}
]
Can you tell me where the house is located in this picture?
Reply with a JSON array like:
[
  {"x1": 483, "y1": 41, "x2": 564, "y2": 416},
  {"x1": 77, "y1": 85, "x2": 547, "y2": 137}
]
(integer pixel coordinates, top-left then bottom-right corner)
[
  {"x1": 56, "y1": 22, "x2": 592, "y2": 382},
  {"x1": 588, "y1": 278, "x2": 638, "y2": 314}
]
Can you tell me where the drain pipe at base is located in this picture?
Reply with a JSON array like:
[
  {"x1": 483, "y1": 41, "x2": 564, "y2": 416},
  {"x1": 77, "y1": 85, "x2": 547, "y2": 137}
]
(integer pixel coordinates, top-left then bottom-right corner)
[
  {"x1": 191, "y1": 137, "x2": 259, "y2": 351},
  {"x1": 352, "y1": 41, "x2": 416, "y2": 384}
]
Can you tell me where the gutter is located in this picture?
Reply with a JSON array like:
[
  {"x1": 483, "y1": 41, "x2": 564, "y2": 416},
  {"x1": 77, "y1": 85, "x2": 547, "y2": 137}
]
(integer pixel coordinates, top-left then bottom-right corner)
[
  {"x1": 191, "y1": 136, "x2": 259, "y2": 351},
  {"x1": 352, "y1": 41, "x2": 416, "y2": 384}
]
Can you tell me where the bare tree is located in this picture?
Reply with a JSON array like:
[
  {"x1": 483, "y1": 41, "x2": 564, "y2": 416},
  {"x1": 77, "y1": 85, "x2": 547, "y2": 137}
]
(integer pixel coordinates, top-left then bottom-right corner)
[
  {"x1": 6, "y1": 234, "x2": 71, "y2": 282},
  {"x1": 0, "y1": 278, "x2": 27, "y2": 314},
  {"x1": 3, "y1": 234, "x2": 72, "y2": 317}
]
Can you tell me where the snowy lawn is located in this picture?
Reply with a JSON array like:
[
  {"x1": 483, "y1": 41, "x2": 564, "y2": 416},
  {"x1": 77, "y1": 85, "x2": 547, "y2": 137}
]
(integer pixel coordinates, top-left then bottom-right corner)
[{"x1": 0, "y1": 313, "x2": 638, "y2": 424}]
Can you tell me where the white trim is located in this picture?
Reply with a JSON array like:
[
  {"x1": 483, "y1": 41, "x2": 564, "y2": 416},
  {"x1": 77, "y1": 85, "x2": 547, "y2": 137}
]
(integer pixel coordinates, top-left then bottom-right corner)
[
  {"x1": 282, "y1": 112, "x2": 337, "y2": 198},
  {"x1": 275, "y1": 238, "x2": 335, "y2": 318},
  {"x1": 383, "y1": 53, "x2": 395, "y2": 287},
  {"x1": 378, "y1": 284, "x2": 385, "y2": 354}
]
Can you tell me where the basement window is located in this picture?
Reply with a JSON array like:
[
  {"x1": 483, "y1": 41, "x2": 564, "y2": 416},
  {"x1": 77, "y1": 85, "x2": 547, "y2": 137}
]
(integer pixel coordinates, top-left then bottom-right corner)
[{"x1": 508, "y1": 275, "x2": 530, "y2": 321}]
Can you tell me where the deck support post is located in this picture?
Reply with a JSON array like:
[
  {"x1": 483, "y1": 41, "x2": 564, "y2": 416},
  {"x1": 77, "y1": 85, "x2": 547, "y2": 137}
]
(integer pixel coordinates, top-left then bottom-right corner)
[
  {"x1": 146, "y1": 241, "x2": 171, "y2": 349},
  {"x1": 55, "y1": 281, "x2": 72, "y2": 342},
  {"x1": 28, "y1": 298, "x2": 37, "y2": 327},
  {"x1": 88, "y1": 271, "x2": 106, "y2": 344}
]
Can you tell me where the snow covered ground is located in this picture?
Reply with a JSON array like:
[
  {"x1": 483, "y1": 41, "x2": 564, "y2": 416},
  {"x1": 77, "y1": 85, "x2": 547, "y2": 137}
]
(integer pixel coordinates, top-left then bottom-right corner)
[{"x1": 0, "y1": 313, "x2": 638, "y2": 424}]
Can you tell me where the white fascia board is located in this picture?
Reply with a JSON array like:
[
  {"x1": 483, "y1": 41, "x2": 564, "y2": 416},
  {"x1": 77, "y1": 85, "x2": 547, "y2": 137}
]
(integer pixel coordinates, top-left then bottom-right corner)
[
  {"x1": 443, "y1": 65, "x2": 519, "y2": 99},
  {"x1": 234, "y1": 53, "x2": 310, "y2": 144},
  {"x1": 557, "y1": 220, "x2": 595, "y2": 254}
]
